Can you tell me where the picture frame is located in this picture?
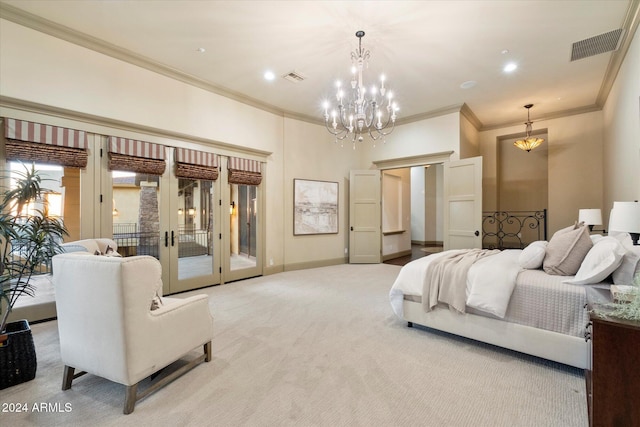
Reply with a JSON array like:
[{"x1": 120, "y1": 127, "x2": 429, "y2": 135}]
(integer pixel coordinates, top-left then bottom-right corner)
[{"x1": 293, "y1": 179, "x2": 339, "y2": 235}]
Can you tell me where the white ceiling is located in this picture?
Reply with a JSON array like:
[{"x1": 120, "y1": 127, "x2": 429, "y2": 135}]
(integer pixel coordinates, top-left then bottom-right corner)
[{"x1": 1, "y1": 0, "x2": 637, "y2": 129}]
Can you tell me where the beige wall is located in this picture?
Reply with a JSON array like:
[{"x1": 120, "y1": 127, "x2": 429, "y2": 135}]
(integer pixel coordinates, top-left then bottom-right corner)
[
  {"x1": 410, "y1": 165, "x2": 443, "y2": 245},
  {"x1": 0, "y1": 20, "x2": 284, "y2": 153},
  {"x1": 358, "y1": 112, "x2": 461, "y2": 169},
  {"x1": 603, "y1": 23, "x2": 640, "y2": 221},
  {"x1": 112, "y1": 186, "x2": 140, "y2": 226},
  {"x1": 61, "y1": 168, "x2": 81, "y2": 241},
  {"x1": 460, "y1": 114, "x2": 480, "y2": 159},
  {"x1": 282, "y1": 118, "x2": 356, "y2": 269},
  {"x1": 410, "y1": 166, "x2": 426, "y2": 243},
  {"x1": 498, "y1": 133, "x2": 548, "y2": 212},
  {"x1": 480, "y1": 112, "x2": 603, "y2": 235}
]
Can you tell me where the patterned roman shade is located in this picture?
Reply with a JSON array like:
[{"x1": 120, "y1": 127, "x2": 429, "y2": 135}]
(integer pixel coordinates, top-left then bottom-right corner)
[
  {"x1": 174, "y1": 148, "x2": 219, "y2": 181},
  {"x1": 107, "y1": 136, "x2": 166, "y2": 175},
  {"x1": 3, "y1": 118, "x2": 88, "y2": 168},
  {"x1": 228, "y1": 156, "x2": 262, "y2": 186}
]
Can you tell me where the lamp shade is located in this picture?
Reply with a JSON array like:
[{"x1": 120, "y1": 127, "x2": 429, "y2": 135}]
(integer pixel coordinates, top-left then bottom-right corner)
[
  {"x1": 609, "y1": 201, "x2": 640, "y2": 245},
  {"x1": 609, "y1": 202, "x2": 640, "y2": 233},
  {"x1": 578, "y1": 209, "x2": 602, "y2": 226}
]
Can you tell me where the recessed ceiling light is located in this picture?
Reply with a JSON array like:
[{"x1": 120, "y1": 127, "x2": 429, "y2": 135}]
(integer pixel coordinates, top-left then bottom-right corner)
[
  {"x1": 264, "y1": 70, "x2": 275, "y2": 81},
  {"x1": 503, "y1": 62, "x2": 518, "y2": 73},
  {"x1": 196, "y1": 47, "x2": 206, "y2": 53},
  {"x1": 460, "y1": 80, "x2": 477, "y2": 89}
]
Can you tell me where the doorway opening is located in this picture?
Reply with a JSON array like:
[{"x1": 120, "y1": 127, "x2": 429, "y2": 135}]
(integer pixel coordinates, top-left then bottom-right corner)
[{"x1": 381, "y1": 164, "x2": 444, "y2": 266}]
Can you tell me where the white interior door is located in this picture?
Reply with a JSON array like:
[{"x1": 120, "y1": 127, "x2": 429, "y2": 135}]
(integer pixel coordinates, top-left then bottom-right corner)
[
  {"x1": 443, "y1": 157, "x2": 482, "y2": 250},
  {"x1": 349, "y1": 170, "x2": 381, "y2": 263}
]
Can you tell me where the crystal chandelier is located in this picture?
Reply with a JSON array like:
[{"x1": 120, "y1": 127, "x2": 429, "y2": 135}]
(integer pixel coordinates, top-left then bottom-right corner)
[
  {"x1": 323, "y1": 31, "x2": 398, "y2": 147},
  {"x1": 514, "y1": 104, "x2": 545, "y2": 152}
]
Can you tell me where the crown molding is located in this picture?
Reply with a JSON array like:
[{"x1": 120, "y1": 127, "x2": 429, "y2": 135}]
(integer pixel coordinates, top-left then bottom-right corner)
[
  {"x1": 596, "y1": 0, "x2": 640, "y2": 108},
  {"x1": 480, "y1": 104, "x2": 602, "y2": 131},
  {"x1": 460, "y1": 103, "x2": 483, "y2": 130},
  {"x1": 396, "y1": 104, "x2": 466, "y2": 126},
  {"x1": 0, "y1": 96, "x2": 272, "y2": 159}
]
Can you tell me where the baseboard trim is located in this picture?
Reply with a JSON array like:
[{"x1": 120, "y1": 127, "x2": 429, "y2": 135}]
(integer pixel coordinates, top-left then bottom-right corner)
[
  {"x1": 411, "y1": 240, "x2": 443, "y2": 246},
  {"x1": 283, "y1": 257, "x2": 347, "y2": 272},
  {"x1": 382, "y1": 249, "x2": 412, "y2": 261},
  {"x1": 263, "y1": 265, "x2": 284, "y2": 276}
]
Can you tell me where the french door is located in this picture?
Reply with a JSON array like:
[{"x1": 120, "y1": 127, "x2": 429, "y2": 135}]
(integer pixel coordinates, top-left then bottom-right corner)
[
  {"x1": 109, "y1": 148, "x2": 264, "y2": 293},
  {"x1": 165, "y1": 174, "x2": 221, "y2": 293},
  {"x1": 110, "y1": 151, "x2": 221, "y2": 295},
  {"x1": 224, "y1": 181, "x2": 262, "y2": 283}
]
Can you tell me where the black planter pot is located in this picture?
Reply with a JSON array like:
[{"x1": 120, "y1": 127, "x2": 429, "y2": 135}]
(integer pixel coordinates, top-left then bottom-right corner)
[{"x1": 0, "y1": 319, "x2": 37, "y2": 389}]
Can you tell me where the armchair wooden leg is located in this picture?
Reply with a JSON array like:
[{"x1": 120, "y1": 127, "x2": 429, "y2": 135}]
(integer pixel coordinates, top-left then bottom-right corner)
[
  {"x1": 62, "y1": 365, "x2": 75, "y2": 390},
  {"x1": 62, "y1": 366, "x2": 87, "y2": 391},
  {"x1": 124, "y1": 383, "x2": 138, "y2": 415},
  {"x1": 204, "y1": 341, "x2": 212, "y2": 362}
]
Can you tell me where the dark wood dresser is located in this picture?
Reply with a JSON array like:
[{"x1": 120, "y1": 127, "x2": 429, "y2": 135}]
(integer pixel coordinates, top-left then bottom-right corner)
[{"x1": 585, "y1": 287, "x2": 640, "y2": 427}]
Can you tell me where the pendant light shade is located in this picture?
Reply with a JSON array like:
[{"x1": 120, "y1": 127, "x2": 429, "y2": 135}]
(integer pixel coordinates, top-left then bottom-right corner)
[{"x1": 514, "y1": 104, "x2": 545, "y2": 152}]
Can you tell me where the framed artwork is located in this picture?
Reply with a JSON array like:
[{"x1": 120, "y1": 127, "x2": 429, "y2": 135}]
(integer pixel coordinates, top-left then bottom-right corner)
[{"x1": 294, "y1": 179, "x2": 338, "y2": 235}]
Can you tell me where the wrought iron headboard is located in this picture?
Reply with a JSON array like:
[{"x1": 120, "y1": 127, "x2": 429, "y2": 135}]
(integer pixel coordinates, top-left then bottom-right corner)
[{"x1": 482, "y1": 209, "x2": 547, "y2": 250}]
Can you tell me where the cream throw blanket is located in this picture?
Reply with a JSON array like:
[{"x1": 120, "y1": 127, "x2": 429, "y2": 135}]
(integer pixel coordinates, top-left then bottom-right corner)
[{"x1": 422, "y1": 248, "x2": 500, "y2": 314}]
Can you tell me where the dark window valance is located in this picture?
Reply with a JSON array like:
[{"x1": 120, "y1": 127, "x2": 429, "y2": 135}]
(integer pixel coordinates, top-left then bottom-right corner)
[
  {"x1": 107, "y1": 136, "x2": 166, "y2": 175},
  {"x1": 228, "y1": 157, "x2": 262, "y2": 186},
  {"x1": 175, "y1": 148, "x2": 219, "y2": 181},
  {"x1": 3, "y1": 118, "x2": 88, "y2": 168}
]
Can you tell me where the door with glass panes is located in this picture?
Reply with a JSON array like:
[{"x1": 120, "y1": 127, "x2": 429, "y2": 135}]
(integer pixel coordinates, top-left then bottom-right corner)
[
  {"x1": 224, "y1": 157, "x2": 262, "y2": 283},
  {"x1": 110, "y1": 144, "x2": 221, "y2": 294},
  {"x1": 168, "y1": 173, "x2": 221, "y2": 293}
]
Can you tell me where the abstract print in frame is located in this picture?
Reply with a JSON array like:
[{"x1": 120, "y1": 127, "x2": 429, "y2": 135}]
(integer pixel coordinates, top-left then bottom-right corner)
[{"x1": 294, "y1": 179, "x2": 338, "y2": 235}]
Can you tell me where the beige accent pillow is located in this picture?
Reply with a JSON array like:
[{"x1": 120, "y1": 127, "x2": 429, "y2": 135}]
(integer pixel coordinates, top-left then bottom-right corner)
[{"x1": 543, "y1": 223, "x2": 593, "y2": 276}]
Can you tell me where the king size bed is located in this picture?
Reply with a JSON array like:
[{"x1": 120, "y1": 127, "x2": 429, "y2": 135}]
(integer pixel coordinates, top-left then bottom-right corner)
[{"x1": 389, "y1": 227, "x2": 640, "y2": 369}]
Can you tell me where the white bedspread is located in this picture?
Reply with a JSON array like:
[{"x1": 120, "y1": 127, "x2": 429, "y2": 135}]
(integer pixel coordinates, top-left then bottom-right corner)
[{"x1": 389, "y1": 249, "x2": 523, "y2": 319}]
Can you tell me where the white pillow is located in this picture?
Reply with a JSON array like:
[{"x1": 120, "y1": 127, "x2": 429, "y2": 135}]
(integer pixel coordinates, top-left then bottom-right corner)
[
  {"x1": 519, "y1": 240, "x2": 548, "y2": 269},
  {"x1": 611, "y1": 233, "x2": 640, "y2": 285},
  {"x1": 590, "y1": 234, "x2": 604, "y2": 244},
  {"x1": 564, "y1": 236, "x2": 627, "y2": 285}
]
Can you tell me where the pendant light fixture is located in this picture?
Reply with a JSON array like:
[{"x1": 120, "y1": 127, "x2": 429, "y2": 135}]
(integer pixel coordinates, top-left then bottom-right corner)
[{"x1": 514, "y1": 104, "x2": 545, "y2": 152}]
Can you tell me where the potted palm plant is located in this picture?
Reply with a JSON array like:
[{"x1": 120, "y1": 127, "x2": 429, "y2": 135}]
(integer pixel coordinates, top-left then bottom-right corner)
[{"x1": 0, "y1": 163, "x2": 68, "y2": 389}]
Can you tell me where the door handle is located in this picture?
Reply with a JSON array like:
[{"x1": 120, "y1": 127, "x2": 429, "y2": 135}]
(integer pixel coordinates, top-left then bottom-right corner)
[
  {"x1": 475, "y1": 230, "x2": 480, "y2": 236},
  {"x1": 164, "y1": 231, "x2": 169, "y2": 247},
  {"x1": 171, "y1": 230, "x2": 175, "y2": 246},
  {"x1": 350, "y1": 226, "x2": 354, "y2": 231}
]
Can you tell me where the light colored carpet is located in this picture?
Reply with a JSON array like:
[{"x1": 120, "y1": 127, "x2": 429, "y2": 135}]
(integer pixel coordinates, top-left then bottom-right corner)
[{"x1": 2, "y1": 264, "x2": 587, "y2": 426}]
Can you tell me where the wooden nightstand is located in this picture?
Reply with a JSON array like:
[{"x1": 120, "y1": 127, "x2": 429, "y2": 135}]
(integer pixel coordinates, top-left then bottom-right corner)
[{"x1": 585, "y1": 287, "x2": 640, "y2": 427}]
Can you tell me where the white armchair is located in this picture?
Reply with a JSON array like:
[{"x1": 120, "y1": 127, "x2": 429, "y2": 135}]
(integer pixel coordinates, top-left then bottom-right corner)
[{"x1": 52, "y1": 253, "x2": 214, "y2": 414}]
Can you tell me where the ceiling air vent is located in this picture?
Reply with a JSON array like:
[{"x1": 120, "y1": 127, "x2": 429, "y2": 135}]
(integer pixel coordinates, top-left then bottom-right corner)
[
  {"x1": 282, "y1": 71, "x2": 306, "y2": 83},
  {"x1": 570, "y1": 28, "x2": 625, "y2": 61}
]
